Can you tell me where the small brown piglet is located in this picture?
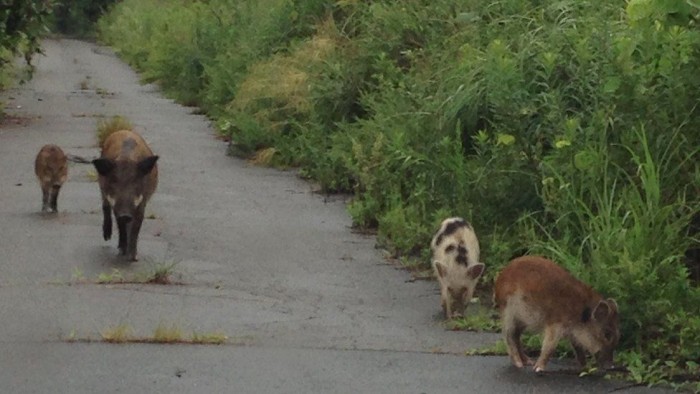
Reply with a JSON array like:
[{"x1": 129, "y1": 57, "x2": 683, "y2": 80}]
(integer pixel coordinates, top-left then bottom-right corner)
[
  {"x1": 494, "y1": 256, "x2": 620, "y2": 373},
  {"x1": 34, "y1": 144, "x2": 68, "y2": 213}
]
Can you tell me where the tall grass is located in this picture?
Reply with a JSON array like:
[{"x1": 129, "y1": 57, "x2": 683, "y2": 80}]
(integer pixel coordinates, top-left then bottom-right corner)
[{"x1": 524, "y1": 128, "x2": 700, "y2": 361}]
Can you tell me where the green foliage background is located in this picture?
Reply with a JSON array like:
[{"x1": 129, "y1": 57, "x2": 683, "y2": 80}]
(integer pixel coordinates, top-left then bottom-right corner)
[
  {"x1": 0, "y1": 0, "x2": 52, "y2": 87},
  {"x1": 98, "y1": 0, "x2": 700, "y2": 385}
]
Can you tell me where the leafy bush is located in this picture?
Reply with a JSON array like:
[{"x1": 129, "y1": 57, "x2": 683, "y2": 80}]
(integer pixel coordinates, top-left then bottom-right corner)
[{"x1": 0, "y1": 0, "x2": 53, "y2": 87}]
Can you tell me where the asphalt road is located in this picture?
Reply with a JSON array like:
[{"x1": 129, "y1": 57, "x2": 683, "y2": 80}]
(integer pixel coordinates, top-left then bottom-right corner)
[{"x1": 0, "y1": 39, "x2": 667, "y2": 393}]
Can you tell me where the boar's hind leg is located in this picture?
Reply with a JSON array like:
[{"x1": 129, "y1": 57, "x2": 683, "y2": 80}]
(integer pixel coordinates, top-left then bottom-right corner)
[
  {"x1": 504, "y1": 318, "x2": 530, "y2": 368},
  {"x1": 125, "y1": 207, "x2": 145, "y2": 262},
  {"x1": 50, "y1": 186, "x2": 60, "y2": 212},
  {"x1": 102, "y1": 200, "x2": 112, "y2": 240},
  {"x1": 534, "y1": 325, "x2": 564, "y2": 373},
  {"x1": 41, "y1": 187, "x2": 51, "y2": 212}
]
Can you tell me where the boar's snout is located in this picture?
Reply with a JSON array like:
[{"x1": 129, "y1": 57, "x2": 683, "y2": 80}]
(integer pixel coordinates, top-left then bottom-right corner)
[
  {"x1": 443, "y1": 296, "x2": 466, "y2": 319},
  {"x1": 595, "y1": 348, "x2": 615, "y2": 370}
]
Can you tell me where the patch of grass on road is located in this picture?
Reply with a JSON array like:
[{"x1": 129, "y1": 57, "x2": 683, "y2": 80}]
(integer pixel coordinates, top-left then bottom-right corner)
[
  {"x1": 68, "y1": 324, "x2": 229, "y2": 345},
  {"x1": 64, "y1": 261, "x2": 182, "y2": 286},
  {"x1": 444, "y1": 310, "x2": 500, "y2": 333},
  {"x1": 101, "y1": 324, "x2": 132, "y2": 343}
]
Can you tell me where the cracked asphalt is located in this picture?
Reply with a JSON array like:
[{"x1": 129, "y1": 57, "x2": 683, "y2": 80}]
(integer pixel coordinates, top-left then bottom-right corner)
[{"x1": 0, "y1": 39, "x2": 668, "y2": 393}]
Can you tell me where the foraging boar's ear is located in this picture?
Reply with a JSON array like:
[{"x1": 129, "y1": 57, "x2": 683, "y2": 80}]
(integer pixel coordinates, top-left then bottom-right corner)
[
  {"x1": 467, "y1": 263, "x2": 485, "y2": 280},
  {"x1": 92, "y1": 158, "x2": 116, "y2": 176},
  {"x1": 434, "y1": 261, "x2": 448, "y2": 279},
  {"x1": 137, "y1": 155, "x2": 159, "y2": 176},
  {"x1": 593, "y1": 300, "x2": 611, "y2": 321}
]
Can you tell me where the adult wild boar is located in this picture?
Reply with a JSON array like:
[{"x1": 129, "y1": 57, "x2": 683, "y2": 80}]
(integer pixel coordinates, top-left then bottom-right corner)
[
  {"x1": 430, "y1": 217, "x2": 485, "y2": 319},
  {"x1": 34, "y1": 144, "x2": 68, "y2": 213},
  {"x1": 92, "y1": 130, "x2": 158, "y2": 262},
  {"x1": 494, "y1": 256, "x2": 620, "y2": 373}
]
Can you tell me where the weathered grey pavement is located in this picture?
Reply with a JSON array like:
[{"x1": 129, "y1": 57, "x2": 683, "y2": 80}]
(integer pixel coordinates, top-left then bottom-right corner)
[{"x1": 0, "y1": 39, "x2": 664, "y2": 393}]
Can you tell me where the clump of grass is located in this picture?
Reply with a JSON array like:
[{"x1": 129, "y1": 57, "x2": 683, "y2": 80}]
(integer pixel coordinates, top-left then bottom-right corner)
[
  {"x1": 141, "y1": 261, "x2": 179, "y2": 285},
  {"x1": 101, "y1": 324, "x2": 132, "y2": 343},
  {"x1": 96, "y1": 268, "x2": 125, "y2": 284},
  {"x1": 96, "y1": 115, "x2": 133, "y2": 147},
  {"x1": 89, "y1": 323, "x2": 228, "y2": 345},
  {"x1": 153, "y1": 323, "x2": 184, "y2": 343},
  {"x1": 85, "y1": 169, "x2": 98, "y2": 182},
  {"x1": 444, "y1": 310, "x2": 500, "y2": 332},
  {"x1": 83, "y1": 261, "x2": 180, "y2": 285},
  {"x1": 248, "y1": 147, "x2": 277, "y2": 166},
  {"x1": 71, "y1": 267, "x2": 86, "y2": 283},
  {"x1": 465, "y1": 340, "x2": 509, "y2": 356},
  {"x1": 191, "y1": 331, "x2": 228, "y2": 345}
]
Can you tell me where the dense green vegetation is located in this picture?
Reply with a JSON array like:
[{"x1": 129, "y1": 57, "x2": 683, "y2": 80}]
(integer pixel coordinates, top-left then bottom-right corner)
[
  {"x1": 51, "y1": 0, "x2": 117, "y2": 36},
  {"x1": 0, "y1": 0, "x2": 117, "y2": 95},
  {"x1": 0, "y1": 0, "x2": 52, "y2": 87},
  {"x1": 98, "y1": 0, "x2": 699, "y2": 387}
]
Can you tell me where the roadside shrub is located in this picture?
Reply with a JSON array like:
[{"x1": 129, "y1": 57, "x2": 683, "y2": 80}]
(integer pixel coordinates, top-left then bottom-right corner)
[{"x1": 0, "y1": 0, "x2": 52, "y2": 86}]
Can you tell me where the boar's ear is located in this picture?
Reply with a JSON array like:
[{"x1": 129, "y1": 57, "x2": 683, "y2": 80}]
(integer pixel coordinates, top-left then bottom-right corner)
[
  {"x1": 137, "y1": 155, "x2": 159, "y2": 176},
  {"x1": 467, "y1": 263, "x2": 485, "y2": 280},
  {"x1": 92, "y1": 158, "x2": 116, "y2": 176},
  {"x1": 592, "y1": 300, "x2": 611, "y2": 321},
  {"x1": 433, "y1": 261, "x2": 448, "y2": 279}
]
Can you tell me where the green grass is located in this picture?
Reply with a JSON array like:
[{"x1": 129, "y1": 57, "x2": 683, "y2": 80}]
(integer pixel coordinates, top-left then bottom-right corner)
[
  {"x1": 444, "y1": 311, "x2": 500, "y2": 333},
  {"x1": 69, "y1": 261, "x2": 181, "y2": 285}
]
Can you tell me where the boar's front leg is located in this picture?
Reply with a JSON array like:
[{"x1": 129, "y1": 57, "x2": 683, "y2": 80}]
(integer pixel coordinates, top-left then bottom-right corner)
[
  {"x1": 534, "y1": 325, "x2": 564, "y2": 373},
  {"x1": 117, "y1": 216, "x2": 129, "y2": 256},
  {"x1": 125, "y1": 206, "x2": 145, "y2": 262},
  {"x1": 102, "y1": 200, "x2": 112, "y2": 240},
  {"x1": 572, "y1": 343, "x2": 587, "y2": 368}
]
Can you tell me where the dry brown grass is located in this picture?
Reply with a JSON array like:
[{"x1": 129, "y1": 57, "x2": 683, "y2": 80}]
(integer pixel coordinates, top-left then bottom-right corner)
[
  {"x1": 96, "y1": 115, "x2": 133, "y2": 147},
  {"x1": 101, "y1": 324, "x2": 132, "y2": 343},
  {"x1": 229, "y1": 17, "x2": 340, "y2": 134}
]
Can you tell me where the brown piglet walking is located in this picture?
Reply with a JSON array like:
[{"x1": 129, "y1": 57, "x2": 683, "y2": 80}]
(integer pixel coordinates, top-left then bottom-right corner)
[
  {"x1": 34, "y1": 144, "x2": 68, "y2": 213},
  {"x1": 92, "y1": 130, "x2": 158, "y2": 262},
  {"x1": 494, "y1": 256, "x2": 620, "y2": 373},
  {"x1": 431, "y1": 217, "x2": 485, "y2": 319}
]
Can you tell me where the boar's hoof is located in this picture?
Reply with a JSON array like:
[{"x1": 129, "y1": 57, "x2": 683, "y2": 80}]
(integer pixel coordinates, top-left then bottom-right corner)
[{"x1": 534, "y1": 365, "x2": 546, "y2": 374}]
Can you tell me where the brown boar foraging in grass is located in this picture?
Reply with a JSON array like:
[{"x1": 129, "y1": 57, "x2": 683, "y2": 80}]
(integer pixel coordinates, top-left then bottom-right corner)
[
  {"x1": 34, "y1": 144, "x2": 68, "y2": 213},
  {"x1": 92, "y1": 130, "x2": 158, "y2": 262},
  {"x1": 494, "y1": 256, "x2": 620, "y2": 373},
  {"x1": 431, "y1": 217, "x2": 485, "y2": 319}
]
